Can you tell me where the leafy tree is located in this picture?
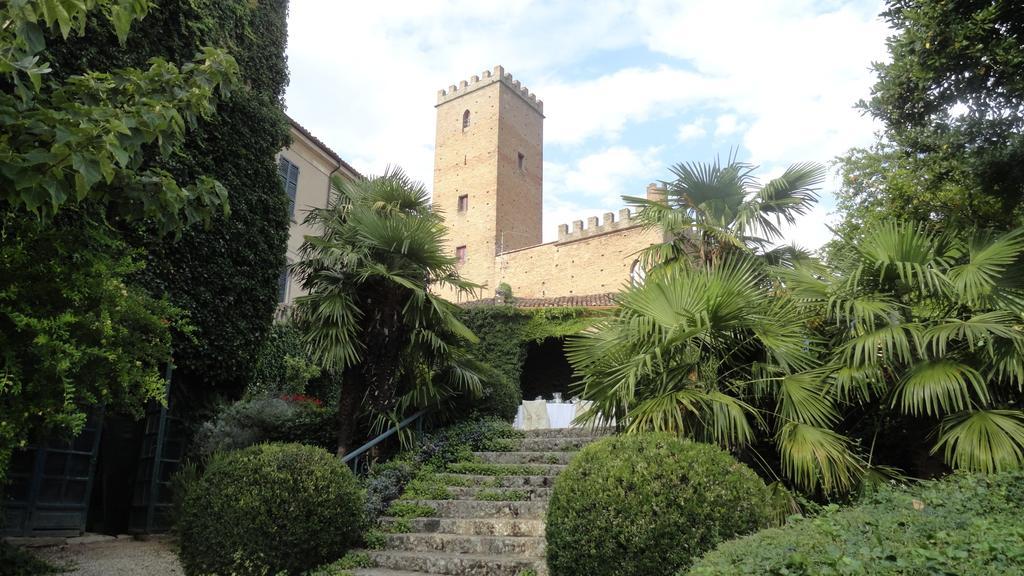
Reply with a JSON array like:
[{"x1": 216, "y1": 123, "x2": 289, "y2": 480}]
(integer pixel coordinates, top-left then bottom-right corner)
[
  {"x1": 787, "y1": 220, "x2": 1024, "y2": 474},
  {"x1": 291, "y1": 168, "x2": 485, "y2": 455},
  {"x1": 0, "y1": 1, "x2": 237, "y2": 479},
  {"x1": 43, "y1": 0, "x2": 292, "y2": 398},
  {"x1": 840, "y1": 0, "x2": 1024, "y2": 230},
  {"x1": 567, "y1": 257, "x2": 863, "y2": 495},
  {"x1": 625, "y1": 157, "x2": 824, "y2": 266}
]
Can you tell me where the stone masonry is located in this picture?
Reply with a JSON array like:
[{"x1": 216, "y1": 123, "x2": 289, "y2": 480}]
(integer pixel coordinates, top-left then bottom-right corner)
[{"x1": 432, "y1": 66, "x2": 664, "y2": 303}]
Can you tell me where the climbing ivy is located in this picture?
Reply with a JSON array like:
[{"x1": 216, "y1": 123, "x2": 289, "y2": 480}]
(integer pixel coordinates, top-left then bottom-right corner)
[
  {"x1": 457, "y1": 306, "x2": 601, "y2": 417},
  {"x1": 45, "y1": 0, "x2": 292, "y2": 397}
]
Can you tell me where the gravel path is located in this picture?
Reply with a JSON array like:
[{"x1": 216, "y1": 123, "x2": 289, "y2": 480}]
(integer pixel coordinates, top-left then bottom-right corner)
[{"x1": 33, "y1": 536, "x2": 184, "y2": 576}]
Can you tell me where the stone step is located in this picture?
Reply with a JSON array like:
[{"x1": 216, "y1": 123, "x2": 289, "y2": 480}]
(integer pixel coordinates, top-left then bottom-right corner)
[
  {"x1": 521, "y1": 427, "x2": 612, "y2": 439},
  {"x1": 446, "y1": 462, "x2": 567, "y2": 476},
  {"x1": 473, "y1": 451, "x2": 575, "y2": 465},
  {"x1": 380, "y1": 517, "x2": 546, "y2": 537},
  {"x1": 354, "y1": 565, "x2": 430, "y2": 569},
  {"x1": 446, "y1": 485, "x2": 552, "y2": 501},
  {"x1": 441, "y1": 474, "x2": 557, "y2": 489},
  {"x1": 383, "y1": 533, "x2": 545, "y2": 556},
  {"x1": 515, "y1": 436, "x2": 602, "y2": 452},
  {"x1": 364, "y1": 550, "x2": 546, "y2": 576},
  {"x1": 407, "y1": 499, "x2": 547, "y2": 519}
]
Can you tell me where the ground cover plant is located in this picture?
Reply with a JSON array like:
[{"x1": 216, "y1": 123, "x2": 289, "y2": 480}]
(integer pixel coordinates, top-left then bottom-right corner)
[
  {"x1": 687, "y1": 469, "x2": 1024, "y2": 575},
  {"x1": 178, "y1": 443, "x2": 364, "y2": 576},
  {"x1": 545, "y1": 433, "x2": 778, "y2": 576}
]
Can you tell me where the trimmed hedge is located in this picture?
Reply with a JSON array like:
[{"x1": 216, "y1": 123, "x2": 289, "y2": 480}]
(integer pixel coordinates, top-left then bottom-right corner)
[
  {"x1": 546, "y1": 434, "x2": 776, "y2": 576},
  {"x1": 687, "y1": 470, "x2": 1024, "y2": 576},
  {"x1": 178, "y1": 443, "x2": 364, "y2": 576}
]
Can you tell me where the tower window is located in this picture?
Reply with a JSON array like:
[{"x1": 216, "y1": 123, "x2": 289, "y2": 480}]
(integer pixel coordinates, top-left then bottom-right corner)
[
  {"x1": 462, "y1": 110, "x2": 471, "y2": 131},
  {"x1": 517, "y1": 152, "x2": 525, "y2": 171},
  {"x1": 457, "y1": 194, "x2": 469, "y2": 212},
  {"x1": 630, "y1": 260, "x2": 646, "y2": 287},
  {"x1": 456, "y1": 245, "x2": 467, "y2": 264}
]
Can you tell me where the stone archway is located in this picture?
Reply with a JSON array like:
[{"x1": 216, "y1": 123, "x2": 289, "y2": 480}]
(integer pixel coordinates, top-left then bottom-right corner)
[{"x1": 519, "y1": 336, "x2": 574, "y2": 401}]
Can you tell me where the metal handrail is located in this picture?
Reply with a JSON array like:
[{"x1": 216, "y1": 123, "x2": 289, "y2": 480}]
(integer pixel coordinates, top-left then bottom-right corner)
[{"x1": 341, "y1": 409, "x2": 428, "y2": 474}]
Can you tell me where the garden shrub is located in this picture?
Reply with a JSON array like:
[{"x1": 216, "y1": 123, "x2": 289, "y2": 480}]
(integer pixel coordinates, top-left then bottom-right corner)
[
  {"x1": 687, "y1": 470, "x2": 1024, "y2": 576},
  {"x1": 546, "y1": 434, "x2": 776, "y2": 576},
  {"x1": 192, "y1": 396, "x2": 336, "y2": 458},
  {"x1": 178, "y1": 443, "x2": 364, "y2": 576},
  {"x1": 362, "y1": 417, "x2": 523, "y2": 522}
]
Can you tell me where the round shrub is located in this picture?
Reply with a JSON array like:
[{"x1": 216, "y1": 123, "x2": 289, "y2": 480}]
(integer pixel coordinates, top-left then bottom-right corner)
[
  {"x1": 179, "y1": 443, "x2": 365, "y2": 576},
  {"x1": 687, "y1": 470, "x2": 1024, "y2": 576},
  {"x1": 546, "y1": 434, "x2": 776, "y2": 576}
]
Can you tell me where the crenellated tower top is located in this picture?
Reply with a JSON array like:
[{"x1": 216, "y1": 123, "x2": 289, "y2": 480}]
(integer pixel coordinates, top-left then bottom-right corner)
[{"x1": 437, "y1": 65, "x2": 544, "y2": 115}]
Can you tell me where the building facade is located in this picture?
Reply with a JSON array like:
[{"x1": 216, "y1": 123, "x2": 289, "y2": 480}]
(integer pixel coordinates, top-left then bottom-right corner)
[
  {"x1": 276, "y1": 116, "x2": 361, "y2": 306},
  {"x1": 432, "y1": 66, "x2": 664, "y2": 302}
]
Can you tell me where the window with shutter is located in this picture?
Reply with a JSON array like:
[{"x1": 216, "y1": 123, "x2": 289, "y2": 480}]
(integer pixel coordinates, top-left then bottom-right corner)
[{"x1": 278, "y1": 157, "x2": 299, "y2": 218}]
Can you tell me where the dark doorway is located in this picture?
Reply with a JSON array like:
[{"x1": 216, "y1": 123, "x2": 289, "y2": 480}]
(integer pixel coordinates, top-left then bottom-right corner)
[
  {"x1": 520, "y1": 337, "x2": 574, "y2": 401},
  {"x1": 86, "y1": 415, "x2": 144, "y2": 534}
]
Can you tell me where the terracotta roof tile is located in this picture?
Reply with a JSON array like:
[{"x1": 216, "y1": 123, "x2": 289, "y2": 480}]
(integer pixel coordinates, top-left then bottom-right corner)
[{"x1": 461, "y1": 292, "x2": 619, "y2": 309}]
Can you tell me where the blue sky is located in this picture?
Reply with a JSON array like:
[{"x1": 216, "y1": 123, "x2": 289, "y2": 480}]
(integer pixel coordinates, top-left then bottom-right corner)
[{"x1": 285, "y1": 0, "x2": 891, "y2": 248}]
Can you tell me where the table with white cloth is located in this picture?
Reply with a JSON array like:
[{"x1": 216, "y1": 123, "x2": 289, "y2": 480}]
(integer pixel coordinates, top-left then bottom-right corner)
[{"x1": 513, "y1": 400, "x2": 591, "y2": 430}]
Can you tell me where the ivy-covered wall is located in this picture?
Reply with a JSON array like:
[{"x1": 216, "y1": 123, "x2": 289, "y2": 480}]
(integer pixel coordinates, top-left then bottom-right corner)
[
  {"x1": 458, "y1": 306, "x2": 600, "y2": 417},
  {"x1": 46, "y1": 1, "x2": 291, "y2": 398}
]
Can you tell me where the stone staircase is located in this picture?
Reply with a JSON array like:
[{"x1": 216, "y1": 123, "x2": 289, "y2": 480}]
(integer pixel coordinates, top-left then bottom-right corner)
[{"x1": 354, "y1": 428, "x2": 606, "y2": 576}]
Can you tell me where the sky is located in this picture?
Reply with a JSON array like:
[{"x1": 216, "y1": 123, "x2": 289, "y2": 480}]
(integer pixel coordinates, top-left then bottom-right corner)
[{"x1": 284, "y1": 0, "x2": 892, "y2": 249}]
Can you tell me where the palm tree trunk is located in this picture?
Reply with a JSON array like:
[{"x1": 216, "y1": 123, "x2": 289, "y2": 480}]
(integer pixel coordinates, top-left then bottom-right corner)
[{"x1": 335, "y1": 372, "x2": 365, "y2": 457}]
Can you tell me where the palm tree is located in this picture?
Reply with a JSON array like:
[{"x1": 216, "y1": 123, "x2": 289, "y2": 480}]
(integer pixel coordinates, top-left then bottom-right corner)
[
  {"x1": 567, "y1": 256, "x2": 865, "y2": 494},
  {"x1": 290, "y1": 167, "x2": 484, "y2": 455},
  {"x1": 784, "y1": 220, "x2": 1024, "y2": 474},
  {"x1": 625, "y1": 156, "x2": 824, "y2": 267}
]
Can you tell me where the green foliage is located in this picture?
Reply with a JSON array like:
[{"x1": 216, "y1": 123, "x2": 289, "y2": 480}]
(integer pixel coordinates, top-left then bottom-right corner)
[
  {"x1": 178, "y1": 443, "x2": 365, "y2": 576},
  {"x1": 1, "y1": 1, "x2": 239, "y2": 483},
  {"x1": 292, "y1": 168, "x2": 484, "y2": 452},
  {"x1": 249, "y1": 323, "x2": 322, "y2": 397},
  {"x1": 386, "y1": 501, "x2": 436, "y2": 519},
  {"x1": 363, "y1": 417, "x2": 520, "y2": 521},
  {"x1": 688, "y1": 470, "x2": 1024, "y2": 575},
  {"x1": 457, "y1": 306, "x2": 596, "y2": 420},
  {"x1": 192, "y1": 396, "x2": 336, "y2": 458},
  {"x1": 567, "y1": 256, "x2": 856, "y2": 493},
  {"x1": 785, "y1": 220, "x2": 1024, "y2": 475},
  {"x1": 546, "y1": 434, "x2": 777, "y2": 576},
  {"x1": 854, "y1": 0, "x2": 1024, "y2": 229},
  {"x1": 305, "y1": 552, "x2": 374, "y2": 575},
  {"x1": 44, "y1": 0, "x2": 292, "y2": 396},
  {"x1": 0, "y1": 541, "x2": 60, "y2": 576},
  {"x1": 446, "y1": 462, "x2": 546, "y2": 476},
  {"x1": 625, "y1": 157, "x2": 824, "y2": 265},
  {"x1": 1, "y1": 0, "x2": 235, "y2": 226}
]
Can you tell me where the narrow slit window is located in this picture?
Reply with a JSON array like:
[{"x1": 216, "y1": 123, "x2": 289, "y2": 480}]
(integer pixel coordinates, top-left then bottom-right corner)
[
  {"x1": 517, "y1": 152, "x2": 525, "y2": 171},
  {"x1": 462, "y1": 110, "x2": 471, "y2": 131},
  {"x1": 455, "y1": 245, "x2": 467, "y2": 264},
  {"x1": 457, "y1": 194, "x2": 469, "y2": 212}
]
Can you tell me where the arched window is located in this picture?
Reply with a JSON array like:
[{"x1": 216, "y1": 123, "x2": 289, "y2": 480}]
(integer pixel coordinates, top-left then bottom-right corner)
[
  {"x1": 630, "y1": 260, "x2": 646, "y2": 287},
  {"x1": 462, "y1": 110, "x2": 471, "y2": 131}
]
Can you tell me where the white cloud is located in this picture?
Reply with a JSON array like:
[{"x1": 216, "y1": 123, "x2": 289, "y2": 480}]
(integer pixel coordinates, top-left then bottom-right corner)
[
  {"x1": 714, "y1": 114, "x2": 743, "y2": 137},
  {"x1": 677, "y1": 118, "x2": 707, "y2": 142}
]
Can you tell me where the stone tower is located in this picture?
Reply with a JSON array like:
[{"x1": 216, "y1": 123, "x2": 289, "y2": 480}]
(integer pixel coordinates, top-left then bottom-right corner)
[{"x1": 432, "y1": 65, "x2": 544, "y2": 300}]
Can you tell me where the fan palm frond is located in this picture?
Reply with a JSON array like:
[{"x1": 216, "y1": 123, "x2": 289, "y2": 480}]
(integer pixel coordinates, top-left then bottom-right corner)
[{"x1": 933, "y1": 409, "x2": 1024, "y2": 473}]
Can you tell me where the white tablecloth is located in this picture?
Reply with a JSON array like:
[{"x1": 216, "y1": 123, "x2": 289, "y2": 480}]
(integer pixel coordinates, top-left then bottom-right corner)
[{"x1": 513, "y1": 402, "x2": 579, "y2": 430}]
